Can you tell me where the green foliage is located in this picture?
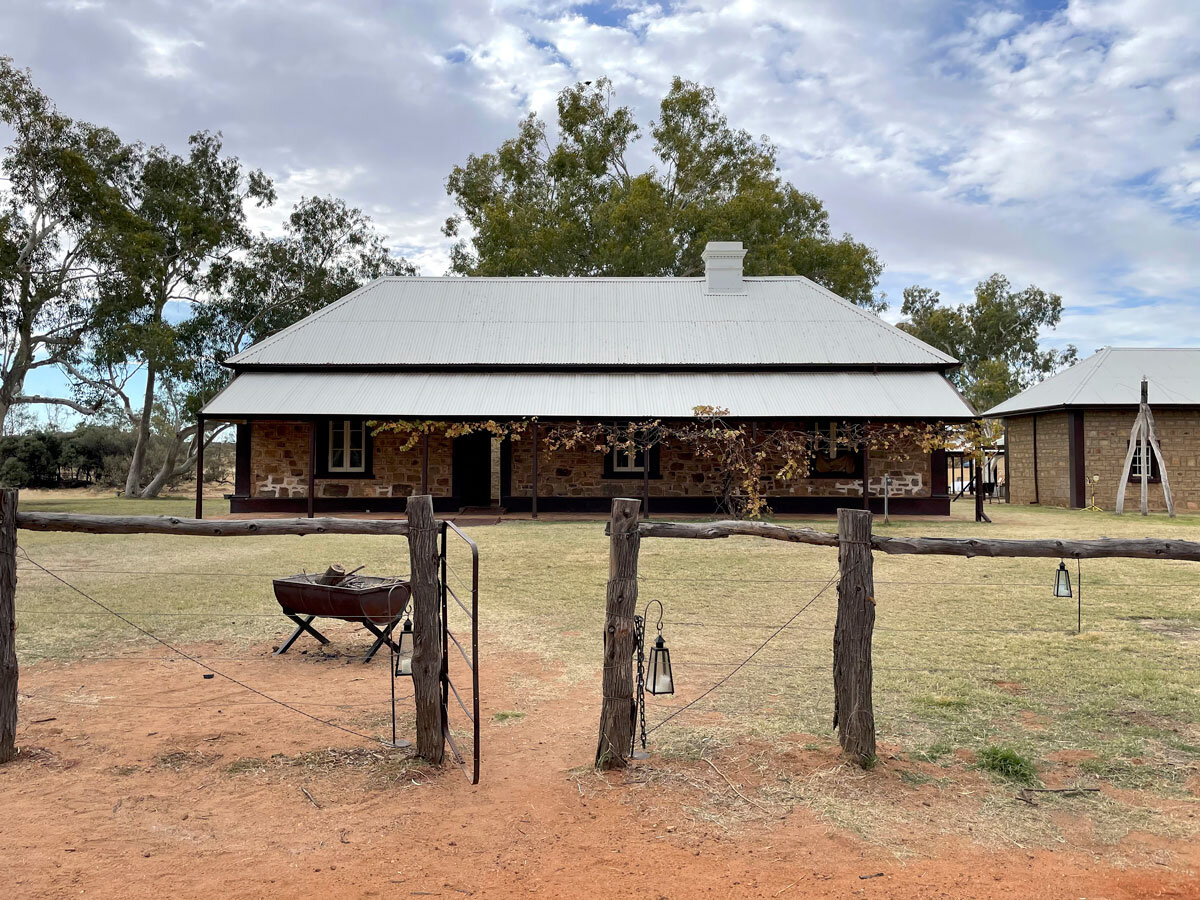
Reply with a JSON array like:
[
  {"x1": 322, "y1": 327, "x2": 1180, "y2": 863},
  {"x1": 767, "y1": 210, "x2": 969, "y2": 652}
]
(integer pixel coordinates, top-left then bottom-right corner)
[
  {"x1": 83, "y1": 130, "x2": 274, "y2": 494},
  {"x1": 0, "y1": 424, "x2": 136, "y2": 486},
  {"x1": 190, "y1": 195, "x2": 416, "y2": 395},
  {"x1": 897, "y1": 275, "x2": 1077, "y2": 411},
  {"x1": 445, "y1": 77, "x2": 884, "y2": 310},
  {"x1": 0, "y1": 430, "x2": 62, "y2": 486},
  {"x1": 59, "y1": 424, "x2": 137, "y2": 482},
  {"x1": 976, "y1": 745, "x2": 1038, "y2": 784},
  {"x1": 0, "y1": 57, "x2": 140, "y2": 423}
]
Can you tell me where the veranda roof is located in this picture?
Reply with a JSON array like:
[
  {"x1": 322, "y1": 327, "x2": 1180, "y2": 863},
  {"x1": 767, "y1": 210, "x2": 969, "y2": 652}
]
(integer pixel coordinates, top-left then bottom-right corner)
[
  {"x1": 225, "y1": 276, "x2": 957, "y2": 369},
  {"x1": 984, "y1": 347, "x2": 1200, "y2": 417},
  {"x1": 202, "y1": 370, "x2": 974, "y2": 420}
]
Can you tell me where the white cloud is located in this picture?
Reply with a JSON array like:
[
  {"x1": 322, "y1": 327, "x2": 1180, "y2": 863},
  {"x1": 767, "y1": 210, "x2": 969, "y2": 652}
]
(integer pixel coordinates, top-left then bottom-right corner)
[{"x1": 0, "y1": 0, "x2": 1196, "y2": 350}]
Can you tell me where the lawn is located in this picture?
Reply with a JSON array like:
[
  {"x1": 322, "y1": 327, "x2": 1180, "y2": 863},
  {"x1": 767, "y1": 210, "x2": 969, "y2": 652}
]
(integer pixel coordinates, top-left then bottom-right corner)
[{"x1": 10, "y1": 489, "x2": 1200, "y2": 854}]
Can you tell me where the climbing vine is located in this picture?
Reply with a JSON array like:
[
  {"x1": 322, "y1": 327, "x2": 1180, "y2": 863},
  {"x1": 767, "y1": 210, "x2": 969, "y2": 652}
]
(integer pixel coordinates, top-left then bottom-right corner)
[{"x1": 369, "y1": 409, "x2": 991, "y2": 519}]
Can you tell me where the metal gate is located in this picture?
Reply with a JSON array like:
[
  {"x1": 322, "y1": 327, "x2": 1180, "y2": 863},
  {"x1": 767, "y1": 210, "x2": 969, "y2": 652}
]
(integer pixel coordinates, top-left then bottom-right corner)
[{"x1": 439, "y1": 520, "x2": 480, "y2": 784}]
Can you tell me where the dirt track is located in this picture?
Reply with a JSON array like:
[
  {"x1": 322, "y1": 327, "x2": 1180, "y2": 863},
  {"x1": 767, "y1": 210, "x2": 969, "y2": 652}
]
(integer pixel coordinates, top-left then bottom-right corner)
[{"x1": 4, "y1": 646, "x2": 1199, "y2": 899}]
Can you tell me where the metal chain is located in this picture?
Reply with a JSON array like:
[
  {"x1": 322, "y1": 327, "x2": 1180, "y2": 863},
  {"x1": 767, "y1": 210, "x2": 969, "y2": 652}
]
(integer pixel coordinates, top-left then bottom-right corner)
[{"x1": 632, "y1": 613, "x2": 647, "y2": 756}]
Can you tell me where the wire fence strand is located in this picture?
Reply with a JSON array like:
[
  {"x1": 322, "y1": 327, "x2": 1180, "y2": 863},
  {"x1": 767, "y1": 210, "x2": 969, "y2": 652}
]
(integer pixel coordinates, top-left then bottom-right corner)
[{"x1": 16, "y1": 546, "x2": 397, "y2": 747}]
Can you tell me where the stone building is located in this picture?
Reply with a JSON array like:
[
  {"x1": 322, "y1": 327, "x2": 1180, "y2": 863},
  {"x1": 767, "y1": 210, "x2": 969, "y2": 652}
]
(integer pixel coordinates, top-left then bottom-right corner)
[
  {"x1": 985, "y1": 348, "x2": 1200, "y2": 512},
  {"x1": 200, "y1": 242, "x2": 973, "y2": 516}
]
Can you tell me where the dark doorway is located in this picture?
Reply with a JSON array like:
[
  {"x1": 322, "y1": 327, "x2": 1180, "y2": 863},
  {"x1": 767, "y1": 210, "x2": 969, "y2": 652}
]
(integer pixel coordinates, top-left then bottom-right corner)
[{"x1": 453, "y1": 433, "x2": 493, "y2": 507}]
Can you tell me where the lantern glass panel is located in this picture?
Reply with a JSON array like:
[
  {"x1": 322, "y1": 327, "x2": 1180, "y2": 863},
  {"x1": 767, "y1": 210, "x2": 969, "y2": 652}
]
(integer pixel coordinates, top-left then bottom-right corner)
[
  {"x1": 397, "y1": 620, "x2": 414, "y2": 676},
  {"x1": 1053, "y1": 562, "x2": 1072, "y2": 598},
  {"x1": 646, "y1": 636, "x2": 674, "y2": 695}
]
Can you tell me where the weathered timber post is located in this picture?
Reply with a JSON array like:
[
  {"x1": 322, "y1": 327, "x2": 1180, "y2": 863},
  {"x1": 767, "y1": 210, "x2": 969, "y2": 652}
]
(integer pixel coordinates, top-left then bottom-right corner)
[
  {"x1": 195, "y1": 415, "x2": 205, "y2": 520},
  {"x1": 642, "y1": 446, "x2": 650, "y2": 519},
  {"x1": 530, "y1": 419, "x2": 539, "y2": 519},
  {"x1": 420, "y1": 432, "x2": 430, "y2": 495},
  {"x1": 596, "y1": 497, "x2": 640, "y2": 769},
  {"x1": 833, "y1": 507, "x2": 877, "y2": 766},
  {"x1": 407, "y1": 494, "x2": 444, "y2": 763},
  {"x1": 1140, "y1": 381, "x2": 1149, "y2": 517},
  {"x1": 306, "y1": 422, "x2": 317, "y2": 519},
  {"x1": 975, "y1": 453, "x2": 985, "y2": 523},
  {"x1": 0, "y1": 490, "x2": 18, "y2": 763}
]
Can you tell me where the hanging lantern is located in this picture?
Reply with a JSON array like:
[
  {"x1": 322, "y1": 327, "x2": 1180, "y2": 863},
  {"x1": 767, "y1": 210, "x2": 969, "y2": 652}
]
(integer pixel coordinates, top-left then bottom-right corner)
[
  {"x1": 1053, "y1": 561, "x2": 1072, "y2": 598},
  {"x1": 395, "y1": 617, "x2": 414, "y2": 676},
  {"x1": 646, "y1": 633, "x2": 674, "y2": 695}
]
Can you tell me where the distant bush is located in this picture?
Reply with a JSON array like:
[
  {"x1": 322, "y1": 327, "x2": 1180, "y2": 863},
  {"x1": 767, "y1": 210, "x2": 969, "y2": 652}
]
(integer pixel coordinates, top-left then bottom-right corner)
[
  {"x1": 0, "y1": 430, "x2": 64, "y2": 487},
  {"x1": 0, "y1": 425, "x2": 136, "y2": 488}
]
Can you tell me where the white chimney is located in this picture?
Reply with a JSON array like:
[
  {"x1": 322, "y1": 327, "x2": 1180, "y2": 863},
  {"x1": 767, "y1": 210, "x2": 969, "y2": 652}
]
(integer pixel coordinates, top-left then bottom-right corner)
[{"x1": 702, "y1": 241, "x2": 747, "y2": 294}]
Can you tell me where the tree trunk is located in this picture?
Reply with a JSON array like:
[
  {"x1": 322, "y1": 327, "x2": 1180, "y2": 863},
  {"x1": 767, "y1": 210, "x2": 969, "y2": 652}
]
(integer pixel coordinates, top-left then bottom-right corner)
[
  {"x1": 833, "y1": 507, "x2": 876, "y2": 767},
  {"x1": 0, "y1": 490, "x2": 18, "y2": 764},
  {"x1": 407, "y1": 494, "x2": 444, "y2": 763},
  {"x1": 124, "y1": 360, "x2": 157, "y2": 496},
  {"x1": 139, "y1": 419, "x2": 188, "y2": 498},
  {"x1": 596, "y1": 497, "x2": 640, "y2": 769}
]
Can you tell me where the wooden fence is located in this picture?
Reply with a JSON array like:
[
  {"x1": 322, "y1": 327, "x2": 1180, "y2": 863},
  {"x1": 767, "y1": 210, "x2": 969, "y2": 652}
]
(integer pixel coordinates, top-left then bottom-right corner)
[
  {"x1": 0, "y1": 491, "x2": 446, "y2": 766},
  {"x1": 597, "y1": 498, "x2": 1200, "y2": 769}
]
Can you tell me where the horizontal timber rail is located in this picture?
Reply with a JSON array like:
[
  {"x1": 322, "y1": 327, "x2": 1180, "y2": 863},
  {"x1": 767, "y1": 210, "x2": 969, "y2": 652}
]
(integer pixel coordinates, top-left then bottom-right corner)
[
  {"x1": 634, "y1": 520, "x2": 1200, "y2": 562},
  {"x1": 15, "y1": 512, "x2": 412, "y2": 538}
]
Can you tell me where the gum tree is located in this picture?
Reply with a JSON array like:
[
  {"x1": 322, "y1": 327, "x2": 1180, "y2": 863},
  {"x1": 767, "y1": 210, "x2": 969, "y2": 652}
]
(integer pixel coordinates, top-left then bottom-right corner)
[
  {"x1": 445, "y1": 77, "x2": 885, "y2": 311},
  {"x1": 0, "y1": 57, "x2": 137, "y2": 428}
]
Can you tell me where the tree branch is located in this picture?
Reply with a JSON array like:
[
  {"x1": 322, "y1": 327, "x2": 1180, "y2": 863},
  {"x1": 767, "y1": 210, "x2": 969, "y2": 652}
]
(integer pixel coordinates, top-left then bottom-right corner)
[{"x1": 12, "y1": 394, "x2": 100, "y2": 415}]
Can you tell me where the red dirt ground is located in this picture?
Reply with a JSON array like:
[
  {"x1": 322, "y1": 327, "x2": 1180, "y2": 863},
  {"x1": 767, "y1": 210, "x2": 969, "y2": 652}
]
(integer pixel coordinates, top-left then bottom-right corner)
[{"x1": 4, "y1": 645, "x2": 1198, "y2": 899}]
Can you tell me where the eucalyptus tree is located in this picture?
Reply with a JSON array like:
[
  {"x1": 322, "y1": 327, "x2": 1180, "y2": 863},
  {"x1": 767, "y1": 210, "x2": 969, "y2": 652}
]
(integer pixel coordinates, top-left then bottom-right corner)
[
  {"x1": 0, "y1": 57, "x2": 138, "y2": 428},
  {"x1": 190, "y1": 194, "x2": 416, "y2": 394},
  {"x1": 898, "y1": 274, "x2": 1078, "y2": 412},
  {"x1": 445, "y1": 77, "x2": 884, "y2": 310},
  {"x1": 87, "y1": 130, "x2": 275, "y2": 497}
]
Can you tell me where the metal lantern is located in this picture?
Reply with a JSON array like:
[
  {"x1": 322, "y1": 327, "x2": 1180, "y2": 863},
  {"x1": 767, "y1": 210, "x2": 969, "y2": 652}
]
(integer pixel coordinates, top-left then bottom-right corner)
[
  {"x1": 646, "y1": 633, "x2": 674, "y2": 695},
  {"x1": 395, "y1": 617, "x2": 414, "y2": 676},
  {"x1": 1053, "y1": 561, "x2": 1073, "y2": 598}
]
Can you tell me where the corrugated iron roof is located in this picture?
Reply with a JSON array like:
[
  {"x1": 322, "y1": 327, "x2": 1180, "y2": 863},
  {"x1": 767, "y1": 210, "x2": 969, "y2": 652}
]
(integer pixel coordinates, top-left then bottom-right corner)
[
  {"x1": 226, "y1": 276, "x2": 956, "y2": 368},
  {"x1": 984, "y1": 347, "x2": 1200, "y2": 416},
  {"x1": 202, "y1": 370, "x2": 973, "y2": 419}
]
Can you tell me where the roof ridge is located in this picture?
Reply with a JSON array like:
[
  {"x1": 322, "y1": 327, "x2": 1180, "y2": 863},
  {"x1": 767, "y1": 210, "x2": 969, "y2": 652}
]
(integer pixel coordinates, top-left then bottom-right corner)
[
  {"x1": 794, "y1": 276, "x2": 958, "y2": 365},
  {"x1": 1063, "y1": 345, "x2": 1109, "y2": 405},
  {"x1": 228, "y1": 279, "x2": 388, "y2": 364}
]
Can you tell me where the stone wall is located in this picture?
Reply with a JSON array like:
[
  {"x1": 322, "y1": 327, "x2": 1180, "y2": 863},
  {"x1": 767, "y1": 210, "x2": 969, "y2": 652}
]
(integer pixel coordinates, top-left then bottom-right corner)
[
  {"x1": 250, "y1": 421, "x2": 453, "y2": 500},
  {"x1": 508, "y1": 424, "x2": 931, "y2": 501},
  {"x1": 1083, "y1": 408, "x2": 1200, "y2": 511},
  {"x1": 1005, "y1": 412, "x2": 1071, "y2": 507},
  {"x1": 1005, "y1": 408, "x2": 1200, "y2": 511},
  {"x1": 248, "y1": 419, "x2": 937, "y2": 507}
]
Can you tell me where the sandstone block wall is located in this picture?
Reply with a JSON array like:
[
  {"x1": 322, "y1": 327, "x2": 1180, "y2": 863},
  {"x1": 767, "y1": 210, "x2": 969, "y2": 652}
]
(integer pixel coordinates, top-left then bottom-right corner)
[
  {"x1": 248, "y1": 420, "x2": 936, "y2": 506},
  {"x1": 250, "y1": 421, "x2": 452, "y2": 500},
  {"x1": 508, "y1": 424, "x2": 931, "y2": 500},
  {"x1": 1005, "y1": 409, "x2": 1200, "y2": 511}
]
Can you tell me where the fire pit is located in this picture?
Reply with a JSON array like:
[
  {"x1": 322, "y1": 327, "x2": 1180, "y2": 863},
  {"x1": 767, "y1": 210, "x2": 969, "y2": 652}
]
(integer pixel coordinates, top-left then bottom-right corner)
[{"x1": 272, "y1": 573, "x2": 411, "y2": 663}]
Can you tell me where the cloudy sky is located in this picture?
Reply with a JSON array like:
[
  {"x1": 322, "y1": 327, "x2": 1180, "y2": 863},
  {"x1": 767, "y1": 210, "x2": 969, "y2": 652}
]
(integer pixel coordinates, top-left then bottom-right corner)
[{"x1": 5, "y1": 0, "x2": 1200, "y2": 409}]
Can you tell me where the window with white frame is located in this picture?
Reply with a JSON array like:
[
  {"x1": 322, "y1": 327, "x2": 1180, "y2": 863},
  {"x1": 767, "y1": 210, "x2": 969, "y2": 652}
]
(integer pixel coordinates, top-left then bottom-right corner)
[
  {"x1": 328, "y1": 420, "x2": 366, "y2": 473},
  {"x1": 610, "y1": 445, "x2": 646, "y2": 474},
  {"x1": 1127, "y1": 439, "x2": 1161, "y2": 481}
]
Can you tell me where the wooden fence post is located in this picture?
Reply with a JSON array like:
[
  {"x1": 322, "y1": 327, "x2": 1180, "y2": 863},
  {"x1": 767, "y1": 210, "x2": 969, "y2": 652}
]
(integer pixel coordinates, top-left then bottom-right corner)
[
  {"x1": 596, "y1": 497, "x2": 640, "y2": 769},
  {"x1": 834, "y1": 507, "x2": 876, "y2": 766},
  {"x1": 407, "y1": 493, "x2": 444, "y2": 763},
  {"x1": 1, "y1": 489, "x2": 18, "y2": 764}
]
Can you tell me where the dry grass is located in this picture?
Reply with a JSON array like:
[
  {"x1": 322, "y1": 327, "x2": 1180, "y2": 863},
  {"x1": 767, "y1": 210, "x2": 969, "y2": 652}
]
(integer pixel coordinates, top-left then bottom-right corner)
[{"x1": 12, "y1": 490, "x2": 1200, "y2": 847}]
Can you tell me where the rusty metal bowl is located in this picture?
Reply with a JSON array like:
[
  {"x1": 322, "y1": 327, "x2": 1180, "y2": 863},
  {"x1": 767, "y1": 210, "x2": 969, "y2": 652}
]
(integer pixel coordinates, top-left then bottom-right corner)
[{"x1": 272, "y1": 575, "x2": 411, "y2": 626}]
